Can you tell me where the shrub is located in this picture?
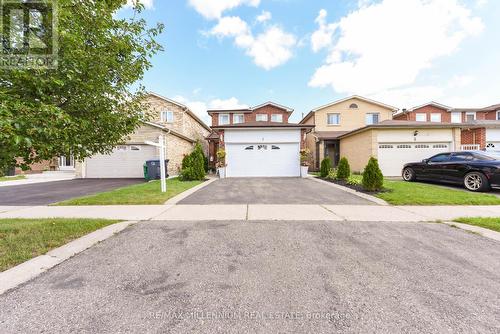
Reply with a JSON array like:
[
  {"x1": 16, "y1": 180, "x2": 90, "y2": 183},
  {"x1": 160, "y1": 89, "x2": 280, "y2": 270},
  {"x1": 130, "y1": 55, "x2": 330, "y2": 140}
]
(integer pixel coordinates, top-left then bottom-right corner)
[
  {"x1": 336, "y1": 157, "x2": 351, "y2": 180},
  {"x1": 326, "y1": 168, "x2": 337, "y2": 180},
  {"x1": 300, "y1": 148, "x2": 311, "y2": 166},
  {"x1": 179, "y1": 142, "x2": 206, "y2": 181},
  {"x1": 362, "y1": 157, "x2": 384, "y2": 191},
  {"x1": 216, "y1": 148, "x2": 226, "y2": 168},
  {"x1": 346, "y1": 175, "x2": 362, "y2": 186},
  {"x1": 320, "y1": 158, "x2": 332, "y2": 178}
]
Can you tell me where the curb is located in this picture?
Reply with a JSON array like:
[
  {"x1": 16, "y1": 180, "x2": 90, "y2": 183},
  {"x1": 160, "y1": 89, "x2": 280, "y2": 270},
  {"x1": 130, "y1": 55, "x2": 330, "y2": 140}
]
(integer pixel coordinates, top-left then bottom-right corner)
[
  {"x1": 308, "y1": 177, "x2": 389, "y2": 206},
  {"x1": 164, "y1": 177, "x2": 217, "y2": 205},
  {"x1": 0, "y1": 220, "x2": 137, "y2": 296},
  {"x1": 444, "y1": 221, "x2": 500, "y2": 242}
]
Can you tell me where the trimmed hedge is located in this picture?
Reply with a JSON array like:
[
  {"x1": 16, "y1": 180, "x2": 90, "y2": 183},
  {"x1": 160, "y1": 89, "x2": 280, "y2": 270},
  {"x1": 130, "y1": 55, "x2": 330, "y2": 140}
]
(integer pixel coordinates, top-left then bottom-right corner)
[
  {"x1": 320, "y1": 158, "x2": 332, "y2": 178},
  {"x1": 179, "y1": 142, "x2": 206, "y2": 181},
  {"x1": 362, "y1": 157, "x2": 384, "y2": 191}
]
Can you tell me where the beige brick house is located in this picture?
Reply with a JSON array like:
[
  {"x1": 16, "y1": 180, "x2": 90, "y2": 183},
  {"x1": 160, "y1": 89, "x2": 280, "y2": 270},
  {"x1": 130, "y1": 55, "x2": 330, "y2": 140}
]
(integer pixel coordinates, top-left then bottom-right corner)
[{"x1": 75, "y1": 93, "x2": 210, "y2": 178}]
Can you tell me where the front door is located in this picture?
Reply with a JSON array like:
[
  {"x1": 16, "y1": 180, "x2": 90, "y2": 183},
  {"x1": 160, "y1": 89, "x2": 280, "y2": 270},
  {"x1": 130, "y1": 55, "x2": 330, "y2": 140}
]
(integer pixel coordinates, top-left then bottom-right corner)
[
  {"x1": 325, "y1": 141, "x2": 340, "y2": 167},
  {"x1": 58, "y1": 156, "x2": 74, "y2": 171}
]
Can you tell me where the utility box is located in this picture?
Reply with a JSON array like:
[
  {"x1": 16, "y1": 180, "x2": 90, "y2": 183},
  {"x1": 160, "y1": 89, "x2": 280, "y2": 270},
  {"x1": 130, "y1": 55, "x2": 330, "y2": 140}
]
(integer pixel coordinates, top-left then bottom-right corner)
[{"x1": 144, "y1": 160, "x2": 169, "y2": 181}]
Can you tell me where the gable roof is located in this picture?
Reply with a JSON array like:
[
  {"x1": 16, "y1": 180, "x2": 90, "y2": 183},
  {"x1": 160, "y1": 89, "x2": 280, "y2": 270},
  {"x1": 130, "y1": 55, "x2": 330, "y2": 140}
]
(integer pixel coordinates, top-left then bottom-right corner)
[
  {"x1": 143, "y1": 121, "x2": 196, "y2": 143},
  {"x1": 208, "y1": 101, "x2": 294, "y2": 114},
  {"x1": 311, "y1": 95, "x2": 399, "y2": 113},
  {"x1": 409, "y1": 101, "x2": 452, "y2": 112},
  {"x1": 146, "y1": 92, "x2": 211, "y2": 132}
]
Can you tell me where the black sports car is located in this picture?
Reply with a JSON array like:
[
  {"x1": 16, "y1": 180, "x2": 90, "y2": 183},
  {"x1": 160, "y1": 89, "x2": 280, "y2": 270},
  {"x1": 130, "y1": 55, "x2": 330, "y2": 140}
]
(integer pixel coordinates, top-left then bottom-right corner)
[{"x1": 401, "y1": 151, "x2": 500, "y2": 192}]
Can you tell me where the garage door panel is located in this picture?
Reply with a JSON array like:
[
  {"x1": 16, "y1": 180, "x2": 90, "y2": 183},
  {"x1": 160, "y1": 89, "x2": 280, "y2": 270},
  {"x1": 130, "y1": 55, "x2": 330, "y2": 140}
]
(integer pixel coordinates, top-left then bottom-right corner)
[
  {"x1": 226, "y1": 143, "x2": 300, "y2": 177},
  {"x1": 378, "y1": 143, "x2": 451, "y2": 177},
  {"x1": 86, "y1": 145, "x2": 157, "y2": 178}
]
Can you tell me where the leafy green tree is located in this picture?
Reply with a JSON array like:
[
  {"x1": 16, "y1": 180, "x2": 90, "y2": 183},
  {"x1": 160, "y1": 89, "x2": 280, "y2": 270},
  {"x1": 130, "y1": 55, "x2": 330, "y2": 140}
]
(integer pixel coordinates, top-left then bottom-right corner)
[
  {"x1": 0, "y1": 0, "x2": 164, "y2": 171},
  {"x1": 362, "y1": 157, "x2": 384, "y2": 191},
  {"x1": 336, "y1": 157, "x2": 351, "y2": 180},
  {"x1": 320, "y1": 158, "x2": 332, "y2": 178}
]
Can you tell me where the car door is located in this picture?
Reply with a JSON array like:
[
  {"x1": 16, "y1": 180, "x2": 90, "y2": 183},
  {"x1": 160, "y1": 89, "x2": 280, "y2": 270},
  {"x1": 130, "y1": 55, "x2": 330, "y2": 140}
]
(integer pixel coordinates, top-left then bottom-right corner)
[
  {"x1": 423, "y1": 153, "x2": 452, "y2": 180},
  {"x1": 443, "y1": 152, "x2": 473, "y2": 183}
]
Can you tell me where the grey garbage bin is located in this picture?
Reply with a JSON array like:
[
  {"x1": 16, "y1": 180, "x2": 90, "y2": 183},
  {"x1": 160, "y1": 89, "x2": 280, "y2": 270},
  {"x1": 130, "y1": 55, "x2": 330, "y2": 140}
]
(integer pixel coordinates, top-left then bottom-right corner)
[{"x1": 144, "y1": 160, "x2": 169, "y2": 181}]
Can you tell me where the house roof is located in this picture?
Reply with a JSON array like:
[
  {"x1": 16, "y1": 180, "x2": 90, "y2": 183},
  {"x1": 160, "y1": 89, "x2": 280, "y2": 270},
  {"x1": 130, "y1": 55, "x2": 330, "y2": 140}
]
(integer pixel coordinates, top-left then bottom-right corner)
[
  {"x1": 313, "y1": 131, "x2": 351, "y2": 140},
  {"x1": 143, "y1": 121, "x2": 196, "y2": 143},
  {"x1": 460, "y1": 120, "x2": 500, "y2": 128},
  {"x1": 300, "y1": 95, "x2": 398, "y2": 124},
  {"x1": 409, "y1": 101, "x2": 452, "y2": 112},
  {"x1": 207, "y1": 101, "x2": 294, "y2": 114},
  {"x1": 211, "y1": 121, "x2": 313, "y2": 130},
  {"x1": 146, "y1": 92, "x2": 212, "y2": 132},
  {"x1": 311, "y1": 95, "x2": 399, "y2": 113},
  {"x1": 206, "y1": 131, "x2": 220, "y2": 140}
]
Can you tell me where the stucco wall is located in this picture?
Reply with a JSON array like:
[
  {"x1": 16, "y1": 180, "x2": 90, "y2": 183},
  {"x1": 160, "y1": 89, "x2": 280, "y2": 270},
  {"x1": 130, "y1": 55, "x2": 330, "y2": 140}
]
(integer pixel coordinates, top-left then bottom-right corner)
[
  {"x1": 314, "y1": 98, "x2": 394, "y2": 132},
  {"x1": 339, "y1": 130, "x2": 376, "y2": 173}
]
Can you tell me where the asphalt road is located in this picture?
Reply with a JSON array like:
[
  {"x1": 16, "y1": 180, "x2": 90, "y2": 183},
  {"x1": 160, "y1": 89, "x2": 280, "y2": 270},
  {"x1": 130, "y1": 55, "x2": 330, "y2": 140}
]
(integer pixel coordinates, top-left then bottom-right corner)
[
  {"x1": 1, "y1": 220, "x2": 499, "y2": 333},
  {"x1": 0, "y1": 179, "x2": 144, "y2": 205},
  {"x1": 178, "y1": 178, "x2": 373, "y2": 205}
]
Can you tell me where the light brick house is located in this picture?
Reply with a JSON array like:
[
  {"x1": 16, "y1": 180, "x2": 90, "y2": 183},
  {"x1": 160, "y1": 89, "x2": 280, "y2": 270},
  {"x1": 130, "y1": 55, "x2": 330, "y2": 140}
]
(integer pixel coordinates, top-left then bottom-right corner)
[
  {"x1": 206, "y1": 102, "x2": 313, "y2": 177},
  {"x1": 75, "y1": 93, "x2": 211, "y2": 178}
]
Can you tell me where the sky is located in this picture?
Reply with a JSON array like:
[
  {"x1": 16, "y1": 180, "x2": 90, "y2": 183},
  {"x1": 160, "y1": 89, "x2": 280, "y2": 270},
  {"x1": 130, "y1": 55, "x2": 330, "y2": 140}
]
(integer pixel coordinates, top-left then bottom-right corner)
[{"x1": 121, "y1": 0, "x2": 500, "y2": 124}]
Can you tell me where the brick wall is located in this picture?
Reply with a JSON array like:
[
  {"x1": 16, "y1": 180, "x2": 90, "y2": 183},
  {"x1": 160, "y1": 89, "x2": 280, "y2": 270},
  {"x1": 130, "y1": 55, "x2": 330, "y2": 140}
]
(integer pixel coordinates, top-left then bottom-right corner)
[
  {"x1": 404, "y1": 105, "x2": 451, "y2": 122},
  {"x1": 210, "y1": 105, "x2": 290, "y2": 126},
  {"x1": 461, "y1": 128, "x2": 486, "y2": 149}
]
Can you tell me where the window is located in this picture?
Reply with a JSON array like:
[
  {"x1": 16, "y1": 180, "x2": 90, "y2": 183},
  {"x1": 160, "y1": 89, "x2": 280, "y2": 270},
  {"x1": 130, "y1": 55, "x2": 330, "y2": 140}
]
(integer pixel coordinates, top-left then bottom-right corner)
[
  {"x1": 415, "y1": 144, "x2": 430, "y2": 148},
  {"x1": 219, "y1": 114, "x2": 230, "y2": 125},
  {"x1": 451, "y1": 112, "x2": 462, "y2": 123},
  {"x1": 233, "y1": 114, "x2": 244, "y2": 124},
  {"x1": 365, "y1": 113, "x2": 379, "y2": 125},
  {"x1": 130, "y1": 146, "x2": 141, "y2": 151},
  {"x1": 327, "y1": 113, "x2": 340, "y2": 125},
  {"x1": 430, "y1": 113, "x2": 442, "y2": 122},
  {"x1": 415, "y1": 113, "x2": 427, "y2": 122},
  {"x1": 378, "y1": 144, "x2": 393, "y2": 149},
  {"x1": 116, "y1": 145, "x2": 127, "y2": 151},
  {"x1": 497, "y1": 111, "x2": 500, "y2": 120},
  {"x1": 257, "y1": 144, "x2": 268, "y2": 150},
  {"x1": 465, "y1": 112, "x2": 476, "y2": 122},
  {"x1": 450, "y1": 153, "x2": 473, "y2": 161},
  {"x1": 349, "y1": 103, "x2": 358, "y2": 109},
  {"x1": 432, "y1": 144, "x2": 448, "y2": 149},
  {"x1": 244, "y1": 145, "x2": 254, "y2": 150},
  {"x1": 271, "y1": 145, "x2": 280, "y2": 150},
  {"x1": 429, "y1": 153, "x2": 451, "y2": 163},
  {"x1": 256, "y1": 114, "x2": 268, "y2": 122},
  {"x1": 397, "y1": 144, "x2": 412, "y2": 149},
  {"x1": 271, "y1": 114, "x2": 283, "y2": 122},
  {"x1": 160, "y1": 110, "x2": 174, "y2": 123}
]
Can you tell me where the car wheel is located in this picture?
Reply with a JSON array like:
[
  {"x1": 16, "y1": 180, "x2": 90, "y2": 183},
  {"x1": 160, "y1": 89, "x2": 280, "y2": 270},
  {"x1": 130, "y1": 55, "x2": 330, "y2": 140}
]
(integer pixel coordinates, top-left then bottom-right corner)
[
  {"x1": 463, "y1": 172, "x2": 490, "y2": 192},
  {"x1": 402, "y1": 167, "x2": 416, "y2": 182}
]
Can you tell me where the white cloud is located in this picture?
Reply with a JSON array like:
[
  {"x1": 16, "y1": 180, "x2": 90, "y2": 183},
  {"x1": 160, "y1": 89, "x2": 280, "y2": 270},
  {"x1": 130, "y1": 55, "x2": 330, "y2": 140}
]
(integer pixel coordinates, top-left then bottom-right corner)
[
  {"x1": 308, "y1": 0, "x2": 484, "y2": 95},
  {"x1": 210, "y1": 17, "x2": 297, "y2": 70},
  {"x1": 256, "y1": 10, "x2": 272, "y2": 23},
  {"x1": 126, "y1": 0, "x2": 153, "y2": 9},
  {"x1": 189, "y1": 0, "x2": 260, "y2": 20},
  {"x1": 173, "y1": 96, "x2": 248, "y2": 124}
]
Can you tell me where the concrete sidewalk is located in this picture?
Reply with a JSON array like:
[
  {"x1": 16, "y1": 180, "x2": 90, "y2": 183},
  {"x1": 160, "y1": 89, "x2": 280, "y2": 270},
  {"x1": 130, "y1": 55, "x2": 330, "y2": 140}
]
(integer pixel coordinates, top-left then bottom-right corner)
[{"x1": 1, "y1": 204, "x2": 499, "y2": 221}]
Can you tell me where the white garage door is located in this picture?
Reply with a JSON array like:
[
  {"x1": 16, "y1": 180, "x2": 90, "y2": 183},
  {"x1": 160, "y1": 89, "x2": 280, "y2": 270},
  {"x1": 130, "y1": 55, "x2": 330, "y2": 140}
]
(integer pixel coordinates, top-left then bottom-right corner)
[
  {"x1": 226, "y1": 143, "x2": 300, "y2": 177},
  {"x1": 378, "y1": 143, "x2": 451, "y2": 177},
  {"x1": 86, "y1": 145, "x2": 157, "y2": 178}
]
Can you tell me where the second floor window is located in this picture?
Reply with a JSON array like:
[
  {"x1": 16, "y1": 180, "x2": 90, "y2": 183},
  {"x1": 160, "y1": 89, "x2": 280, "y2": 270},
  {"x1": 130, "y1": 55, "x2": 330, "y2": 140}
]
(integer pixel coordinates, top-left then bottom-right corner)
[
  {"x1": 365, "y1": 113, "x2": 379, "y2": 125},
  {"x1": 430, "y1": 113, "x2": 441, "y2": 122},
  {"x1": 415, "y1": 113, "x2": 426, "y2": 122},
  {"x1": 451, "y1": 112, "x2": 462, "y2": 123},
  {"x1": 233, "y1": 114, "x2": 244, "y2": 124},
  {"x1": 219, "y1": 114, "x2": 230, "y2": 125},
  {"x1": 466, "y1": 112, "x2": 476, "y2": 122},
  {"x1": 327, "y1": 113, "x2": 340, "y2": 125},
  {"x1": 271, "y1": 114, "x2": 283, "y2": 122},
  {"x1": 160, "y1": 110, "x2": 174, "y2": 123},
  {"x1": 256, "y1": 114, "x2": 268, "y2": 122}
]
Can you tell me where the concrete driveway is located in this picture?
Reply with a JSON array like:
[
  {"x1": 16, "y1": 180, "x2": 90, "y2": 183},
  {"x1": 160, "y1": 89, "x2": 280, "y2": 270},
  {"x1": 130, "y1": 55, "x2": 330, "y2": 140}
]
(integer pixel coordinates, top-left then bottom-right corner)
[
  {"x1": 178, "y1": 178, "x2": 373, "y2": 205},
  {"x1": 1, "y1": 220, "x2": 499, "y2": 333},
  {"x1": 0, "y1": 179, "x2": 144, "y2": 206}
]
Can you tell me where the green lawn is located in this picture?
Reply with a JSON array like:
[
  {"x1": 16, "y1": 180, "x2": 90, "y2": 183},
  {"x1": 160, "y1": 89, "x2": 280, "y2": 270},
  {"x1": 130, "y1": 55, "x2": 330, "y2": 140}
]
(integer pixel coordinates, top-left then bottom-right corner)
[
  {"x1": 453, "y1": 217, "x2": 500, "y2": 232},
  {"x1": 55, "y1": 178, "x2": 204, "y2": 205},
  {"x1": 0, "y1": 218, "x2": 119, "y2": 272},
  {"x1": 0, "y1": 175, "x2": 25, "y2": 182},
  {"x1": 340, "y1": 175, "x2": 500, "y2": 205}
]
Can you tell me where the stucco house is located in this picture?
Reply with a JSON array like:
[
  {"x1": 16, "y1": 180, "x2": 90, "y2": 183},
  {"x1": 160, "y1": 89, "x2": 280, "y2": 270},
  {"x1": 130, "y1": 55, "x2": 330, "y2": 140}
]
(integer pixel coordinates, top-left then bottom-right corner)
[
  {"x1": 75, "y1": 92, "x2": 211, "y2": 178},
  {"x1": 300, "y1": 96, "x2": 398, "y2": 170},
  {"x1": 206, "y1": 102, "x2": 313, "y2": 177}
]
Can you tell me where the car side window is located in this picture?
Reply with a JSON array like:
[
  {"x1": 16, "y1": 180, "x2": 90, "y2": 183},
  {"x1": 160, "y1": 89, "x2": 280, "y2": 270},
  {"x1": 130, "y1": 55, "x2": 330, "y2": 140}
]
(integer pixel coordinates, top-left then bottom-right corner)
[
  {"x1": 450, "y1": 153, "x2": 473, "y2": 161},
  {"x1": 429, "y1": 153, "x2": 450, "y2": 163}
]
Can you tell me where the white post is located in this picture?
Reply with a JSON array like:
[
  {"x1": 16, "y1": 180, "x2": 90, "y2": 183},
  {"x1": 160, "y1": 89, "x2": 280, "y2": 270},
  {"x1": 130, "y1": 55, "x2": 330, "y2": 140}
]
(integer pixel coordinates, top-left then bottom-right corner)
[{"x1": 159, "y1": 135, "x2": 166, "y2": 193}]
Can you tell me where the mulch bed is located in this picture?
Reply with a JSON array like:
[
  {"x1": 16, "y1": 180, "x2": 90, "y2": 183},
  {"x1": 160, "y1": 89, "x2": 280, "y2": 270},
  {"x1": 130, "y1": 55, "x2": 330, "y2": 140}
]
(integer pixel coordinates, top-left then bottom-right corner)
[{"x1": 317, "y1": 177, "x2": 387, "y2": 195}]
